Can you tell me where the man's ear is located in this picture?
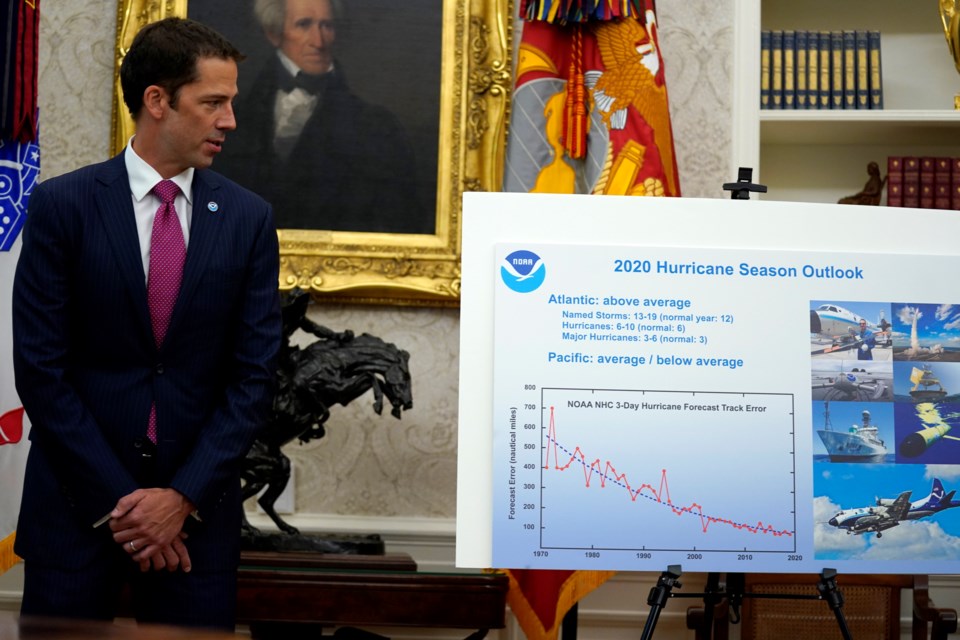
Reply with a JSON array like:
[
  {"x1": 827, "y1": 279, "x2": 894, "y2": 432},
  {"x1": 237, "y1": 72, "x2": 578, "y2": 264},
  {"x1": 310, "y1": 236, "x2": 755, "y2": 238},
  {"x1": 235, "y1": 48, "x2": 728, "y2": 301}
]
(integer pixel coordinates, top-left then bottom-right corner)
[
  {"x1": 264, "y1": 28, "x2": 282, "y2": 48},
  {"x1": 142, "y1": 85, "x2": 167, "y2": 119}
]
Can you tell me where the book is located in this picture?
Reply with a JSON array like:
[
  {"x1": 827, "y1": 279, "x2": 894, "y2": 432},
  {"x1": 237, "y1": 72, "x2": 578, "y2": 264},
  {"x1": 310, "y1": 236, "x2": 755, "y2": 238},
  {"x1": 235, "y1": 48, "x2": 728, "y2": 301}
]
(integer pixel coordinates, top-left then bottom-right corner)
[
  {"x1": 760, "y1": 30, "x2": 771, "y2": 109},
  {"x1": 806, "y1": 31, "x2": 819, "y2": 110},
  {"x1": 952, "y1": 158, "x2": 960, "y2": 210},
  {"x1": 843, "y1": 30, "x2": 856, "y2": 109},
  {"x1": 795, "y1": 30, "x2": 808, "y2": 108},
  {"x1": 934, "y1": 157, "x2": 952, "y2": 210},
  {"x1": 831, "y1": 31, "x2": 844, "y2": 109},
  {"x1": 868, "y1": 30, "x2": 883, "y2": 109},
  {"x1": 819, "y1": 31, "x2": 832, "y2": 108},
  {"x1": 855, "y1": 30, "x2": 869, "y2": 109},
  {"x1": 903, "y1": 157, "x2": 920, "y2": 208},
  {"x1": 887, "y1": 156, "x2": 903, "y2": 207},
  {"x1": 771, "y1": 30, "x2": 784, "y2": 109},
  {"x1": 919, "y1": 157, "x2": 935, "y2": 208},
  {"x1": 784, "y1": 31, "x2": 796, "y2": 108}
]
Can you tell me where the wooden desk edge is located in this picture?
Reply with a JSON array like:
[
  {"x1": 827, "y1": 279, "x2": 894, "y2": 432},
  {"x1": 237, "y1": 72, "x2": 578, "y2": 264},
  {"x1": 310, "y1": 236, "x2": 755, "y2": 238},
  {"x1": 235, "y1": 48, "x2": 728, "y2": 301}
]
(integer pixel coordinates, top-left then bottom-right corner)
[
  {"x1": 236, "y1": 570, "x2": 509, "y2": 629},
  {"x1": 239, "y1": 550, "x2": 418, "y2": 572}
]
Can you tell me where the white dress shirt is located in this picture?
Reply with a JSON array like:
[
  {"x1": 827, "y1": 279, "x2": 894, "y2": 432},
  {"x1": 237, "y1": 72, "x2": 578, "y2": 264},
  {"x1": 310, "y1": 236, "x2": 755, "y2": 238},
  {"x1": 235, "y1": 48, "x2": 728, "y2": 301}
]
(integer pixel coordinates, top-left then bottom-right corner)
[{"x1": 124, "y1": 140, "x2": 194, "y2": 284}]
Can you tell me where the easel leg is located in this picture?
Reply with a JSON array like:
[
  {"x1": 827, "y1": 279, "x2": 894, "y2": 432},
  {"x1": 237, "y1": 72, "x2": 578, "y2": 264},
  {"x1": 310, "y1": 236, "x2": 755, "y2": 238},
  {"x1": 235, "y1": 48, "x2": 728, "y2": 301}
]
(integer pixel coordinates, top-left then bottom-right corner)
[
  {"x1": 702, "y1": 572, "x2": 722, "y2": 639},
  {"x1": 561, "y1": 603, "x2": 578, "y2": 640},
  {"x1": 817, "y1": 568, "x2": 852, "y2": 640},
  {"x1": 640, "y1": 565, "x2": 682, "y2": 640}
]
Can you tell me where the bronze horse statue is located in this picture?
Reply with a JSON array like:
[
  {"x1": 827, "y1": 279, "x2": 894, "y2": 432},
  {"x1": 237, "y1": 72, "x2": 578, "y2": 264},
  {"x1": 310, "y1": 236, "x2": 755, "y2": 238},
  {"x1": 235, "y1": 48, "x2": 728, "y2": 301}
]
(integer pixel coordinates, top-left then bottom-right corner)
[{"x1": 241, "y1": 292, "x2": 413, "y2": 536}]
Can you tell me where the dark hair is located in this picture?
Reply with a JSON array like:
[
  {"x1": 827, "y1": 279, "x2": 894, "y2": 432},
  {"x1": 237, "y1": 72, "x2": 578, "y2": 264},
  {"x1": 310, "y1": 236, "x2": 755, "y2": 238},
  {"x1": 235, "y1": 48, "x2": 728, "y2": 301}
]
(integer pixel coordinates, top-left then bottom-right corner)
[{"x1": 120, "y1": 17, "x2": 244, "y2": 118}]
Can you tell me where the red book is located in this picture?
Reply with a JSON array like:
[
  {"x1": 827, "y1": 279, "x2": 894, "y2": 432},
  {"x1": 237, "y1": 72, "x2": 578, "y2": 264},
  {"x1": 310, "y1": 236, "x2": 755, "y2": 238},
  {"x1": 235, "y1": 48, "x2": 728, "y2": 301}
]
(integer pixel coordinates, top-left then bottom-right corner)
[
  {"x1": 919, "y1": 157, "x2": 935, "y2": 208},
  {"x1": 953, "y1": 157, "x2": 960, "y2": 210},
  {"x1": 886, "y1": 156, "x2": 903, "y2": 207},
  {"x1": 903, "y1": 157, "x2": 920, "y2": 208},
  {"x1": 934, "y1": 157, "x2": 952, "y2": 210}
]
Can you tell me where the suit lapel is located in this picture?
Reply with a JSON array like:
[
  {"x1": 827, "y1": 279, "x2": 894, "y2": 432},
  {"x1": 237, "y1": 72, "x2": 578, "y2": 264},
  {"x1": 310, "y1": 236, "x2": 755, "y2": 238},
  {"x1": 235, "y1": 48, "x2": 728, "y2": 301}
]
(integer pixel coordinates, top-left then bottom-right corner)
[
  {"x1": 94, "y1": 156, "x2": 153, "y2": 344},
  {"x1": 166, "y1": 170, "x2": 222, "y2": 341}
]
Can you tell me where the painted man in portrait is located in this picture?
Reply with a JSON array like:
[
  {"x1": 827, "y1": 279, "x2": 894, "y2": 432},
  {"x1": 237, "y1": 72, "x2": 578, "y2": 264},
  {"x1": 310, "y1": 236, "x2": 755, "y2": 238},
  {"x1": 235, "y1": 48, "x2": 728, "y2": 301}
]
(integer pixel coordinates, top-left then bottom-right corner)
[{"x1": 216, "y1": 0, "x2": 425, "y2": 232}]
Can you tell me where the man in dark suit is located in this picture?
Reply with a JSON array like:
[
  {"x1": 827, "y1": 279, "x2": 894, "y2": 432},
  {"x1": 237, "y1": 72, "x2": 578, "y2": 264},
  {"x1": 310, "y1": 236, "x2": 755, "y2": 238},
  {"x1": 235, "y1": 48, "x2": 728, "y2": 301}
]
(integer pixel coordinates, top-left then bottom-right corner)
[
  {"x1": 214, "y1": 0, "x2": 426, "y2": 233},
  {"x1": 12, "y1": 18, "x2": 281, "y2": 630}
]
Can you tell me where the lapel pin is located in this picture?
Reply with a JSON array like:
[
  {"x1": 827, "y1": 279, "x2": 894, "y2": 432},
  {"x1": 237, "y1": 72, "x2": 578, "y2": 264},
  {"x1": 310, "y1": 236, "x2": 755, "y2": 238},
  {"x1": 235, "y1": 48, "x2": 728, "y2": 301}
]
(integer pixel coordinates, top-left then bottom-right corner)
[{"x1": 207, "y1": 201, "x2": 219, "y2": 213}]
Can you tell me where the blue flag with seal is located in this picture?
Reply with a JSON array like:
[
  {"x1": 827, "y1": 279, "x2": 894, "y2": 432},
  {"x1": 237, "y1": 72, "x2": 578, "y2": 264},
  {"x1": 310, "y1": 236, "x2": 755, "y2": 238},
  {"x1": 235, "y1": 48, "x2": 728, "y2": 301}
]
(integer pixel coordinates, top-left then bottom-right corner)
[
  {"x1": 0, "y1": 121, "x2": 38, "y2": 573},
  {"x1": 0, "y1": 133, "x2": 39, "y2": 251}
]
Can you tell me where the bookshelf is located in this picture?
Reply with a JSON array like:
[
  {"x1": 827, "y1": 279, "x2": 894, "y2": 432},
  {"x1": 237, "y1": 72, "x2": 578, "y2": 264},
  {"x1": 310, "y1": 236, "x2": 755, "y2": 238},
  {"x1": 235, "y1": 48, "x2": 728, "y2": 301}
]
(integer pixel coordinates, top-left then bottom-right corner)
[{"x1": 733, "y1": 0, "x2": 960, "y2": 204}]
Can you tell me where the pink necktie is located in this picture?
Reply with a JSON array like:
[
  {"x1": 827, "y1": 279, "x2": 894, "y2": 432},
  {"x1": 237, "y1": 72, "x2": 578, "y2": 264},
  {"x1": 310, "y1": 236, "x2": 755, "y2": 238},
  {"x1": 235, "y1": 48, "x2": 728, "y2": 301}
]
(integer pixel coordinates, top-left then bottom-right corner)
[{"x1": 146, "y1": 180, "x2": 185, "y2": 443}]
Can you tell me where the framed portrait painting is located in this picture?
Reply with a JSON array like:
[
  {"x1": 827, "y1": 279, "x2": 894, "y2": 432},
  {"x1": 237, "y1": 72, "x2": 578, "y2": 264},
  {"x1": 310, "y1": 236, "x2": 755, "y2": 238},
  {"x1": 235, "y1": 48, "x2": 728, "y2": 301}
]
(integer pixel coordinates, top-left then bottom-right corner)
[{"x1": 111, "y1": 0, "x2": 511, "y2": 305}]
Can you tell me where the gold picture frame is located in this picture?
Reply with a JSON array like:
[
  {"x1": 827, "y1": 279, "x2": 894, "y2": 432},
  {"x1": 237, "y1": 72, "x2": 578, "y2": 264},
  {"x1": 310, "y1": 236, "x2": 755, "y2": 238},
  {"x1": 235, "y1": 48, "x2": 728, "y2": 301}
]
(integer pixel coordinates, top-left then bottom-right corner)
[{"x1": 111, "y1": 0, "x2": 512, "y2": 306}]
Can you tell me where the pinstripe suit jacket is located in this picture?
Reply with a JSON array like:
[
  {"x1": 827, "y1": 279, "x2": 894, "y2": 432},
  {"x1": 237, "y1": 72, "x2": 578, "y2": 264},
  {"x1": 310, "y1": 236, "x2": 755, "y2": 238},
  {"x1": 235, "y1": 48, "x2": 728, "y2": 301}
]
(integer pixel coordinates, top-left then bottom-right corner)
[{"x1": 12, "y1": 153, "x2": 281, "y2": 572}]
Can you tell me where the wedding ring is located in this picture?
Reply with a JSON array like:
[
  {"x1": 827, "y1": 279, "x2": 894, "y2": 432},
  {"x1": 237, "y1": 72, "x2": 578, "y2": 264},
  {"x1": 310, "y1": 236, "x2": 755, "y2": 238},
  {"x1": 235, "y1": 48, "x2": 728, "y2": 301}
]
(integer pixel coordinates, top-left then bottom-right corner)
[{"x1": 129, "y1": 541, "x2": 137, "y2": 552}]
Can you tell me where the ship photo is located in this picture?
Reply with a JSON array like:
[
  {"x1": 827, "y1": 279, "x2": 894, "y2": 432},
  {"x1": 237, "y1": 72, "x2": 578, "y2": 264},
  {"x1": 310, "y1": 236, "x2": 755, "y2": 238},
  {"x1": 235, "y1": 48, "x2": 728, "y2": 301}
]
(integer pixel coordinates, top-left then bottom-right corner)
[
  {"x1": 909, "y1": 365, "x2": 948, "y2": 402},
  {"x1": 816, "y1": 402, "x2": 888, "y2": 462}
]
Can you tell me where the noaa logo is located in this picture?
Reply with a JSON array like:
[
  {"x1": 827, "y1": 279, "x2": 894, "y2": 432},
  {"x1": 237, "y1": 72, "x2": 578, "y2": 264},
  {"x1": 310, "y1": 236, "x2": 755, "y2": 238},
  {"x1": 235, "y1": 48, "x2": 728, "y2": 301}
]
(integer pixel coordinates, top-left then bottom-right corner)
[{"x1": 501, "y1": 250, "x2": 545, "y2": 293}]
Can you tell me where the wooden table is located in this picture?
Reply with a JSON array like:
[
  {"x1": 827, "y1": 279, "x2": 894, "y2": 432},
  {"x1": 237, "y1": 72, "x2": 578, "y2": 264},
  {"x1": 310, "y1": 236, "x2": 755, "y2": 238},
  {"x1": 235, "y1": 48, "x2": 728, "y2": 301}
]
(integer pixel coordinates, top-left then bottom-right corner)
[
  {"x1": 236, "y1": 551, "x2": 509, "y2": 639},
  {"x1": 0, "y1": 610, "x2": 239, "y2": 639}
]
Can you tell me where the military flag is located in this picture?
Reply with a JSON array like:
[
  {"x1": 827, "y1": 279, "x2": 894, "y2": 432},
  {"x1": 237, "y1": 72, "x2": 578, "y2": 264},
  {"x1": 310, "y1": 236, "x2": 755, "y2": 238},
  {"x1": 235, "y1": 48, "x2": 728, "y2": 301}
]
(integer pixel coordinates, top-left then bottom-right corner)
[
  {"x1": 501, "y1": 1, "x2": 679, "y2": 637},
  {"x1": 503, "y1": 0, "x2": 680, "y2": 197},
  {"x1": 1, "y1": 0, "x2": 39, "y2": 143}
]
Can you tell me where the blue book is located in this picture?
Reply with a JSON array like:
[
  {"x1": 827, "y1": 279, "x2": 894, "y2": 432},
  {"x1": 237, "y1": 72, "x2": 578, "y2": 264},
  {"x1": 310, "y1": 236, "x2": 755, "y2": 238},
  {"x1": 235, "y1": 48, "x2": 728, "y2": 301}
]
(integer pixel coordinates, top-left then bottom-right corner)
[
  {"x1": 869, "y1": 30, "x2": 883, "y2": 109},
  {"x1": 856, "y1": 30, "x2": 869, "y2": 109},
  {"x1": 842, "y1": 30, "x2": 856, "y2": 109},
  {"x1": 796, "y1": 30, "x2": 808, "y2": 108},
  {"x1": 760, "y1": 30, "x2": 771, "y2": 109},
  {"x1": 783, "y1": 30, "x2": 796, "y2": 108},
  {"x1": 819, "y1": 31, "x2": 832, "y2": 108},
  {"x1": 771, "y1": 30, "x2": 784, "y2": 109},
  {"x1": 831, "y1": 31, "x2": 844, "y2": 109},
  {"x1": 807, "y1": 31, "x2": 820, "y2": 110}
]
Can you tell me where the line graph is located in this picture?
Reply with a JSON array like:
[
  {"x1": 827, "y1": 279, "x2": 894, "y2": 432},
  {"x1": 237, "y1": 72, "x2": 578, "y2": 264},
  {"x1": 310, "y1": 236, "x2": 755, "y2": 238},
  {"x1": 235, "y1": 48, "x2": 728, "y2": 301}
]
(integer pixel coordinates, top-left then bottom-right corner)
[
  {"x1": 491, "y1": 387, "x2": 797, "y2": 569},
  {"x1": 543, "y1": 404, "x2": 795, "y2": 540}
]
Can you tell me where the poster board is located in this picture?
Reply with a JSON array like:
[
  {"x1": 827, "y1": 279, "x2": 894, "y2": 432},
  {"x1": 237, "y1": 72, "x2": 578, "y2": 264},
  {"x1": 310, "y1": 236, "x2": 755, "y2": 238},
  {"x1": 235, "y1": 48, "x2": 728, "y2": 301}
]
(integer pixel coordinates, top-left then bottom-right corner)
[{"x1": 457, "y1": 192, "x2": 960, "y2": 575}]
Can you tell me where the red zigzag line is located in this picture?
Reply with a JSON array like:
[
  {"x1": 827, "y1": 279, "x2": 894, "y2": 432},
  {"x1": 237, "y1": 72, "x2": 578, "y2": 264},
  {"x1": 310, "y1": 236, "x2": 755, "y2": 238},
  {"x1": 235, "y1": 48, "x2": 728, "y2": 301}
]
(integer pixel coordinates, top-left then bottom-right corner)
[{"x1": 543, "y1": 405, "x2": 793, "y2": 537}]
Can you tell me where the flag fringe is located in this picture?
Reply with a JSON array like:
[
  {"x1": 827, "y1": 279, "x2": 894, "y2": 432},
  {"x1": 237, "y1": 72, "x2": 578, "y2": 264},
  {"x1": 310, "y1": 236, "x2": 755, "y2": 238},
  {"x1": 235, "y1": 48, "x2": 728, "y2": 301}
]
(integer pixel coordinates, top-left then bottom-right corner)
[
  {"x1": 506, "y1": 569, "x2": 615, "y2": 640},
  {"x1": 519, "y1": 0, "x2": 647, "y2": 24},
  {"x1": 0, "y1": 531, "x2": 20, "y2": 575}
]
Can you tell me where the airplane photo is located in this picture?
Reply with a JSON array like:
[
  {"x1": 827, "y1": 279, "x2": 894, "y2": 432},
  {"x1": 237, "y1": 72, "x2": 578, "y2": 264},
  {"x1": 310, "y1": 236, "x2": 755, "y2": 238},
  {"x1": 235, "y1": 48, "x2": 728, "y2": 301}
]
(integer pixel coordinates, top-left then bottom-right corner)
[
  {"x1": 828, "y1": 478, "x2": 960, "y2": 538},
  {"x1": 810, "y1": 301, "x2": 893, "y2": 361},
  {"x1": 811, "y1": 360, "x2": 893, "y2": 402},
  {"x1": 827, "y1": 490, "x2": 911, "y2": 537},
  {"x1": 815, "y1": 464, "x2": 960, "y2": 562}
]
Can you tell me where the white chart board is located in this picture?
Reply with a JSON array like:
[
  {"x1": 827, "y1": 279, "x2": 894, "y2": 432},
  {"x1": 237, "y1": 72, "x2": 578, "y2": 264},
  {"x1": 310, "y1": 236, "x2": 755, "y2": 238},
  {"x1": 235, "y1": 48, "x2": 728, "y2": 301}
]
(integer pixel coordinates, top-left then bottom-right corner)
[{"x1": 456, "y1": 192, "x2": 960, "y2": 575}]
